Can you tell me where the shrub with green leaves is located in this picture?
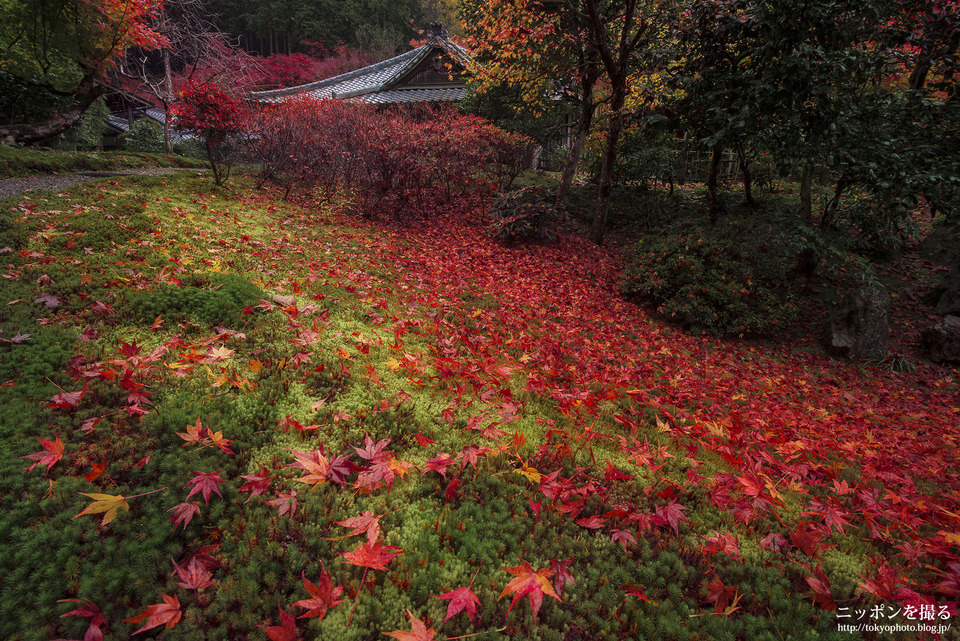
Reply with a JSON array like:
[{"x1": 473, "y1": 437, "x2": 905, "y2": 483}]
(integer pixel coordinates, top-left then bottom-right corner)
[
  {"x1": 487, "y1": 186, "x2": 560, "y2": 244},
  {"x1": 53, "y1": 97, "x2": 111, "y2": 151},
  {"x1": 120, "y1": 118, "x2": 166, "y2": 153},
  {"x1": 620, "y1": 225, "x2": 797, "y2": 336}
]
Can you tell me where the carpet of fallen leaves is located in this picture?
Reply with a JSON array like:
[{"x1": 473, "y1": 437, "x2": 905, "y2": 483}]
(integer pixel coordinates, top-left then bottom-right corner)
[{"x1": 4, "y1": 174, "x2": 960, "y2": 640}]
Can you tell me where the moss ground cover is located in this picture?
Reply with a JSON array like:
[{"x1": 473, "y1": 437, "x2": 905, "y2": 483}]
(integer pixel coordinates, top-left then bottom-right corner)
[
  {"x1": 0, "y1": 146, "x2": 206, "y2": 178},
  {"x1": 1, "y1": 173, "x2": 958, "y2": 640}
]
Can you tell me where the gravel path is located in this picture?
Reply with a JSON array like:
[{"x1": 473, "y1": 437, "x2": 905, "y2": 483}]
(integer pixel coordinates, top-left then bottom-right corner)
[{"x1": 0, "y1": 167, "x2": 204, "y2": 200}]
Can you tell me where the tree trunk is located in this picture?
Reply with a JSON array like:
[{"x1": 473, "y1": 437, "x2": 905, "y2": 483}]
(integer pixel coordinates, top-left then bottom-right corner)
[
  {"x1": 163, "y1": 48, "x2": 174, "y2": 154},
  {"x1": 555, "y1": 75, "x2": 596, "y2": 208},
  {"x1": 0, "y1": 85, "x2": 104, "y2": 145},
  {"x1": 820, "y1": 175, "x2": 849, "y2": 229},
  {"x1": 799, "y1": 161, "x2": 814, "y2": 224},
  {"x1": 706, "y1": 144, "x2": 723, "y2": 222},
  {"x1": 735, "y1": 141, "x2": 756, "y2": 205},
  {"x1": 591, "y1": 87, "x2": 626, "y2": 245}
]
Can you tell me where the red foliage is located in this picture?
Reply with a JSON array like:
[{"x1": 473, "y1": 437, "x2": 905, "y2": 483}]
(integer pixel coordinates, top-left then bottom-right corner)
[
  {"x1": 252, "y1": 47, "x2": 371, "y2": 90},
  {"x1": 247, "y1": 99, "x2": 531, "y2": 211},
  {"x1": 172, "y1": 80, "x2": 249, "y2": 185}
]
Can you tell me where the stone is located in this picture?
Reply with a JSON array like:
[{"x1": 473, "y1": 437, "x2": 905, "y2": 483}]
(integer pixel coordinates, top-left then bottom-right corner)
[
  {"x1": 919, "y1": 223, "x2": 960, "y2": 267},
  {"x1": 930, "y1": 266, "x2": 960, "y2": 317},
  {"x1": 922, "y1": 315, "x2": 960, "y2": 363},
  {"x1": 822, "y1": 283, "x2": 891, "y2": 360}
]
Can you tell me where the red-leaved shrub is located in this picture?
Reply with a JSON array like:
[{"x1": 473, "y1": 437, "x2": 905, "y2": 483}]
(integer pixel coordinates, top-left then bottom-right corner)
[
  {"x1": 172, "y1": 80, "x2": 249, "y2": 185},
  {"x1": 246, "y1": 98, "x2": 531, "y2": 215}
]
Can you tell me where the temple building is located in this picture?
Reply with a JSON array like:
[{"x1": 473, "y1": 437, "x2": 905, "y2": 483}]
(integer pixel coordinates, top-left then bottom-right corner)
[{"x1": 250, "y1": 23, "x2": 469, "y2": 106}]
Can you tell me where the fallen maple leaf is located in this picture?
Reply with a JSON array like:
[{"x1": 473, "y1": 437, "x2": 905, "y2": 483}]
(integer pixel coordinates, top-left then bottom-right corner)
[
  {"x1": 432, "y1": 585, "x2": 480, "y2": 624},
  {"x1": 261, "y1": 606, "x2": 300, "y2": 641},
  {"x1": 622, "y1": 583, "x2": 651, "y2": 602},
  {"x1": 124, "y1": 593, "x2": 181, "y2": 634},
  {"x1": 177, "y1": 417, "x2": 208, "y2": 446},
  {"x1": 383, "y1": 610, "x2": 435, "y2": 641},
  {"x1": 21, "y1": 435, "x2": 65, "y2": 473},
  {"x1": 652, "y1": 500, "x2": 690, "y2": 535},
  {"x1": 184, "y1": 470, "x2": 225, "y2": 505},
  {"x1": 431, "y1": 560, "x2": 483, "y2": 623},
  {"x1": 173, "y1": 557, "x2": 214, "y2": 591},
  {"x1": 238, "y1": 465, "x2": 271, "y2": 500},
  {"x1": 73, "y1": 492, "x2": 129, "y2": 526},
  {"x1": 84, "y1": 457, "x2": 107, "y2": 482},
  {"x1": 549, "y1": 559, "x2": 576, "y2": 596},
  {"x1": 341, "y1": 541, "x2": 403, "y2": 571},
  {"x1": 499, "y1": 558, "x2": 560, "y2": 620},
  {"x1": 208, "y1": 429, "x2": 234, "y2": 455},
  {"x1": 169, "y1": 502, "x2": 201, "y2": 531},
  {"x1": 47, "y1": 389, "x2": 85, "y2": 409},
  {"x1": 268, "y1": 491, "x2": 298, "y2": 518},
  {"x1": 805, "y1": 574, "x2": 837, "y2": 611},
  {"x1": 287, "y1": 448, "x2": 330, "y2": 486},
  {"x1": 332, "y1": 511, "x2": 383, "y2": 545},
  {"x1": 58, "y1": 598, "x2": 106, "y2": 641},
  {"x1": 293, "y1": 565, "x2": 344, "y2": 619}
]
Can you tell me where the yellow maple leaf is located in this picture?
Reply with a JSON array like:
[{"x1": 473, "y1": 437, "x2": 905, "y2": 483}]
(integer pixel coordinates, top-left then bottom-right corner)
[
  {"x1": 73, "y1": 492, "x2": 129, "y2": 526},
  {"x1": 938, "y1": 531, "x2": 960, "y2": 545},
  {"x1": 514, "y1": 463, "x2": 541, "y2": 484}
]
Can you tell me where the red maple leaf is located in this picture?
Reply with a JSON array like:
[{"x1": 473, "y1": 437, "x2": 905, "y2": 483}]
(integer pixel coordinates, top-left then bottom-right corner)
[
  {"x1": 21, "y1": 435, "x2": 65, "y2": 473},
  {"x1": 293, "y1": 566, "x2": 344, "y2": 620},
  {"x1": 183, "y1": 470, "x2": 225, "y2": 505},
  {"x1": 333, "y1": 510, "x2": 383, "y2": 545},
  {"x1": 238, "y1": 464, "x2": 271, "y2": 499},
  {"x1": 431, "y1": 585, "x2": 481, "y2": 623},
  {"x1": 47, "y1": 389, "x2": 85, "y2": 409},
  {"x1": 268, "y1": 491, "x2": 298, "y2": 518},
  {"x1": 430, "y1": 562, "x2": 483, "y2": 623},
  {"x1": 123, "y1": 593, "x2": 181, "y2": 634},
  {"x1": 423, "y1": 452, "x2": 453, "y2": 479},
  {"x1": 173, "y1": 558, "x2": 214, "y2": 591},
  {"x1": 176, "y1": 417, "x2": 207, "y2": 446},
  {"x1": 805, "y1": 572, "x2": 837, "y2": 611},
  {"x1": 354, "y1": 434, "x2": 391, "y2": 461},
  {"x1": 498, "y1": 558, "x2": 561, "y2": 620},
  {"x1": 260, "y1": 606, "x2": 300, "y2": 641},
  {"x1": 287, "y1": 448, "x2": 330, "y2": 486},
  {"x1": 340, "y1": 541, "x2": 403, "y2": 571},
  {"x1": 168, "y1": 502, "x2": 201, "y2": 531},
  {"x1": 58, "y1": 598, "x2": 106, "y2": 641},
  {"x1": 701, "y1": 531, "x2": 741, "y2": 560},
  {"x1": 549, "y1": 559, "x2": 576, "y2": 596},
  {"x1": 652, "y1": 500, "x2": 690, "y2": 535}
]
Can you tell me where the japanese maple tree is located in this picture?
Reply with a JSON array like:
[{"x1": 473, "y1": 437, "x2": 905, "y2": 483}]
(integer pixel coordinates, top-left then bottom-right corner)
[{"x1": 172, "y1": 79, "x2": 248, "y2": 185}]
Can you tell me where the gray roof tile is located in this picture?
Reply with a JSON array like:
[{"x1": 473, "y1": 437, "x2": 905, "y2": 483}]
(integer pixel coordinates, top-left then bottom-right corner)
[{"x1": 250, "y1": 37, "x2": 470, "y2": 105}]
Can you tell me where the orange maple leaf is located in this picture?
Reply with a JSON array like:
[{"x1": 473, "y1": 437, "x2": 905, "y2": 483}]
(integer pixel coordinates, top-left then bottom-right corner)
[
  {"x1": 383, "y1": 610, "x2": 435, "y2": 641},
  {"x1": 498, "y1": 558, "x2": 560, "y2": 619},
  {"x1": 293, "y1": 565, "x2": 344, "y2": 619},
  {"x1": 124, "y1": 593, "x2": 181, "y2": 634},
  {"x1": 177, "y1": 417, "x2": 208, "y2": 446},
  {"x1": 287, "y1": 448, "x2": 330, "y2": 486}
]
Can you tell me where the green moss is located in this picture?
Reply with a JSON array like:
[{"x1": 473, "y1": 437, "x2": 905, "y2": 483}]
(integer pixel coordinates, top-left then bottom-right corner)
[{"x1": 125, "y1": 273, "x2": 263, "y2": 328}]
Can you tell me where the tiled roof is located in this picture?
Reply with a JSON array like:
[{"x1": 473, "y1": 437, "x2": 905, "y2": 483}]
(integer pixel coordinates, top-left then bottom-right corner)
[
  {"x1": 104, "y1": 113, "x2": 192, "y2": 143},
  {"x1": 250, "y1": 32, "x2": 470, "y2": 106},
  {"x1": 360, "y1": 87, "x2": 467, "y2": 104}
]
